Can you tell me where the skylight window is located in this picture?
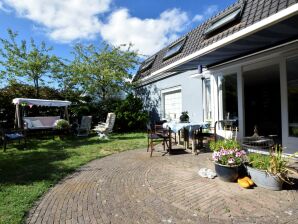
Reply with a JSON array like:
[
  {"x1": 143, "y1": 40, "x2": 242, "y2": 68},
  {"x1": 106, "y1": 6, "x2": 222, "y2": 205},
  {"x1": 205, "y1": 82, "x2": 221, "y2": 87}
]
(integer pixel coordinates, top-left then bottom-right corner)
[
  {"x1": 140, "y1": 55, "x2": 156, "y2": 72},
  {"x1": 204, "y1": 0, "x2": 246, "y2": 35},
  {"x1": 163, "y1": 37, "x2": 187, "y2": 60}
]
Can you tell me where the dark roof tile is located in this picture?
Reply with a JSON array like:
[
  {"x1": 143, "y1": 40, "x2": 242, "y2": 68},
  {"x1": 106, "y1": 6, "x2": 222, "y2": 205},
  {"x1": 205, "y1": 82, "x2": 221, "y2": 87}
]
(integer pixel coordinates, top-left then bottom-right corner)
[{"x1": 133, "y1": 0, "x2": 298, "y2": 82}]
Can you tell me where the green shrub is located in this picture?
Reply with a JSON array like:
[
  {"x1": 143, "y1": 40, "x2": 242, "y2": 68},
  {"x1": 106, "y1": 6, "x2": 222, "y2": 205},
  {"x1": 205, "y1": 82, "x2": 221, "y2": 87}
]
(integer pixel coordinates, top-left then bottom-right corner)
[
  {"x1": 0, "y1": 82, "x2": 76, "y2": 128},
  {"x1": 247, "y1": 145, "x2": 297, "y2": 183},
  {"x1": 247, "y1": 153, "x2": 271, "y2": 171},
  {"x1": 209, "y1": 139, "x2": 240, "y2": 152},
  {"x1": 55, "y1": 119, "x2": 70, "y2": 129},
  {"x1": 115, "y1": 93, "x2": 148, "y2": 132}
]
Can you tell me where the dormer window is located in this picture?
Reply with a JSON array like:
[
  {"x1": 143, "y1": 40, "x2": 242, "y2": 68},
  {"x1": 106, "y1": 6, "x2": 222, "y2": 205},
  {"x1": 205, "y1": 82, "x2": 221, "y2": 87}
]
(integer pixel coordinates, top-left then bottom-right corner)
[
  {"x1": 140, "y1": 55, "x2": 156, "y2": 72},
  {"x1": 204, "y1": 0, "x2": 246, "y2": 35},
  {"x1": 163, "y1": 37, "x2": 187, "y2": 60}
]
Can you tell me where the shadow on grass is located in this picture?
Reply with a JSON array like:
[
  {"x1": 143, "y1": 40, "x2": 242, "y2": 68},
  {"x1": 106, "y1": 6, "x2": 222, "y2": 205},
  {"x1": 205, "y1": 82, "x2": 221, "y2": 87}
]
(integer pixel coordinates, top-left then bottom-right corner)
[
  {"x1": 0, "y1": 146, "x2": 78, "y2": 185},
  {"x1": 0, "y1": 133, "x2": 146, "y2": 186},
  {"x1": 0, "y1": 136, "x2": 101, "y2": 185},
  {"x1": 25, "y1": 135, "x2": 103, "y2": 151}
]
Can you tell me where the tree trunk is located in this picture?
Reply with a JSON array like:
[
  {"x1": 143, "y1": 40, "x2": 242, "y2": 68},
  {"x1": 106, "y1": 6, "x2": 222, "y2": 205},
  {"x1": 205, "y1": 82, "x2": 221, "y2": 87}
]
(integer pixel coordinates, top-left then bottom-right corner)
[
  {"x1": 101, "y1": 87, "x2": 107, "y2": 101},
  {"x1": 34, "y1": 78, "x2": 39, "y2": 97}
]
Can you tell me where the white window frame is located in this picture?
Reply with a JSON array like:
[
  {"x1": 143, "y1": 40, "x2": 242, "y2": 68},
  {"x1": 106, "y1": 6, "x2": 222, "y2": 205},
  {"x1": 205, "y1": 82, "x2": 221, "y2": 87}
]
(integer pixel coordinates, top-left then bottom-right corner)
[{"x1": 281, "y1": 52, "x2": 298, "y2": 153}]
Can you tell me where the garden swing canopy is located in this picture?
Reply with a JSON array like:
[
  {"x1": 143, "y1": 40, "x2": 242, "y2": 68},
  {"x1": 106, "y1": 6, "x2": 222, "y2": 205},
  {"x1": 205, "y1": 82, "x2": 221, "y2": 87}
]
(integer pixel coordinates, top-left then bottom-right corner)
[
  {"x1": 12, "y1": 98, "x2": 71, "y2": 129},
  {"x1": 12, "y1": 98, "x2": 71, "y2": 107}
]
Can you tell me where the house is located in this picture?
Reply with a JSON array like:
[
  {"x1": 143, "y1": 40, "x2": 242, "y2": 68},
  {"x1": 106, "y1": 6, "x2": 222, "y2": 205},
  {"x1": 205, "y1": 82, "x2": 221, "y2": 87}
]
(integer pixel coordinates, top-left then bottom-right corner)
[{"x1": 133, "y1": 0, "x2": 298, "y2": 154}]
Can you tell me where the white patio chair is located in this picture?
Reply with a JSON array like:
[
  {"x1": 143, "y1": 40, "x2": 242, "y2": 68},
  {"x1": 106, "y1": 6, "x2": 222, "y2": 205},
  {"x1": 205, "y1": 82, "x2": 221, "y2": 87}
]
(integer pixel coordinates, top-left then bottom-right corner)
[
  {"x1": 77, "y1": 116, "x2": 92, "y2": 137},
  {"x1": 93, "y1": 113, "x2": 116, "y2": 139}
]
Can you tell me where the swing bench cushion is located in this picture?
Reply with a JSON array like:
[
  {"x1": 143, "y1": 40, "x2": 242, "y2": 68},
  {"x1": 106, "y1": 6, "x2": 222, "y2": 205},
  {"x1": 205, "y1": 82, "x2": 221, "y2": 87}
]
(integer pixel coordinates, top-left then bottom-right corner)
[{"x1": 23, "y1": 116, "x2": 60, "y2": 129}]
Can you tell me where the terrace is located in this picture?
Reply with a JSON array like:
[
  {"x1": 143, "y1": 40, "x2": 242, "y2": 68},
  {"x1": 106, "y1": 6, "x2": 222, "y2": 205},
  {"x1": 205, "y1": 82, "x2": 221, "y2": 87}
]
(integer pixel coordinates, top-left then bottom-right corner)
[{"x1": 25, "y1": 144, "x2": 298, "y2": 224}]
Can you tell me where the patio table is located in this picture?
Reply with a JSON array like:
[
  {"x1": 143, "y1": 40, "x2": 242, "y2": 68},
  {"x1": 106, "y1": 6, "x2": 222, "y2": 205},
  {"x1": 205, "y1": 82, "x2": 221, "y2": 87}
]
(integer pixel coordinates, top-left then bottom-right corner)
[{"x1": 162, "y1": 121, "x2": 209, "y2": 153}]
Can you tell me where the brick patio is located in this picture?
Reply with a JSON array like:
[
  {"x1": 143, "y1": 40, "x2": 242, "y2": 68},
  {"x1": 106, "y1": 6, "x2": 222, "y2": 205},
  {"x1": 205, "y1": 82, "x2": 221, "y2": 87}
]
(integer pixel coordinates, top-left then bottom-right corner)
[{"x1": 26, "y1": 147, "x2": 298, "y2": 224}]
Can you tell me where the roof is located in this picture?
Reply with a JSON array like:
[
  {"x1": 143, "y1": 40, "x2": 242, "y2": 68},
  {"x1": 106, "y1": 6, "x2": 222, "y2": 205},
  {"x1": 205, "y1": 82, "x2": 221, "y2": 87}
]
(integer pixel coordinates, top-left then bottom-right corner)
[
  {"x1": 12, "y1": 98, "x2": 71, "y2": 107},
  {"x1": 134, "y1": 0, "x2": 298, "y2": 82}
]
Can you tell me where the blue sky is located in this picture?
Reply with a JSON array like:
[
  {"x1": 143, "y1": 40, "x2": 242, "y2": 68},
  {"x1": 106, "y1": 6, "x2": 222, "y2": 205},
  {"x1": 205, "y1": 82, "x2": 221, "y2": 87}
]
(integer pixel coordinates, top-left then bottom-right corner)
[{"x1": 0, "y1": 0, "x2": 235, "y2": 61}]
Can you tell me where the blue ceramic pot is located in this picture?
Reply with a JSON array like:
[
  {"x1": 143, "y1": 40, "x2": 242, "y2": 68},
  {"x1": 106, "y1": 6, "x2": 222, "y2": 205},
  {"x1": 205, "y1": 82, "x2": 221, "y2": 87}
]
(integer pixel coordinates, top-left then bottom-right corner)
[{"x1": 215, "y1": 163, "x2": 239, "y2": 182}]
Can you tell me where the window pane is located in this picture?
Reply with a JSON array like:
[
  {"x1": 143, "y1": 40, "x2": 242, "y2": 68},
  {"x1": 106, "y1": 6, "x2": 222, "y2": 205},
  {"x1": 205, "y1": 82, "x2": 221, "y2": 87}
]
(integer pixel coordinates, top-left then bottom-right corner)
[
  {"x1": 140, "y1": 55, "x2": 156, "y2": 72},
  {"x1": 286, "y1": 56, "x2": 298, "y2": 137},
  {"x1": 205, "y1": 8, "x2": 241, "y2": 34},
  {"x1": 222, "y1": 74, "x2": 238, "y2": 121},
  {"x1": 163, "y1": 37, "x2": 186, "y2": 60}
]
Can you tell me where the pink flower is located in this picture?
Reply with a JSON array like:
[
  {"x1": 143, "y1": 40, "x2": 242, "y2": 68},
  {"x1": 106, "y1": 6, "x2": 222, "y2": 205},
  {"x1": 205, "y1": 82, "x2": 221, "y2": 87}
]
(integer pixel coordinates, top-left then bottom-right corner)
[
  {"x1": 212, "y1": 152, "x2": 219, "y2": 161},
  {"x1": 221, "y1": 149, "x2": 228, "y2": 156},
  {"x1": 235, "y1": 152, "x2": 242, "y2": 157},
  {"x1": 228, "y1": 150, "x2": 234, "y2": 155}
]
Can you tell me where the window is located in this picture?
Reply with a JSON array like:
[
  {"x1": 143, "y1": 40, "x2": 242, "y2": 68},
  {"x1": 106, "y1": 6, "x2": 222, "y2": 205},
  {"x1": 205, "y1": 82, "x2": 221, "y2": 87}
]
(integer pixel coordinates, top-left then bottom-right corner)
[
  {"x1": 204, "y1": 0, "x2": 246, "y2": 35},
  {"x1": 139, "y1": 55, "x2": 156, "y2": 72},
  {"x1": 162, "y1": 89, "x2": 182, "y2": 120},
  {"x1": 163, "y1": 37, "x2": 187, "y2": 60},
  {"x1": 204, "y1": 79, "x2": 212, "y2": 121},
  {"x1": 286, "y1": 56, "x2": 298, "y2": 137},
  {"x1": 220, "y1": 74, "x2": 238, "y2": 121}
]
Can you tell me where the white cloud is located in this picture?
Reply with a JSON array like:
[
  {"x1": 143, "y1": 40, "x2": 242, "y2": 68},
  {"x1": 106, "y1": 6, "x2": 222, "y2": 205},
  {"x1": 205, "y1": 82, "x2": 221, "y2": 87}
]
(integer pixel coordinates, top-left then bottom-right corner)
[
  {"x1": 192, "y1": 5, "x2": 219, "y2": 23},
  {"x1": 192, "y1": 14, "x2": 203, "y2": 22},
  {"x1": 0, "y1": 1, "x2": 10, "y2": 12},
  {"x1": 205, "y1": 5, "x2": 219, "y2": 17},
  {"x1": 0, "y1": 0, "x2": 219, "y2": 56},
  {"x1": 0, "y1": 0, "x2": 111, "y2": 42},
  {"x1": 99, "y1": 8, "x2": 188, "y2": 56}
]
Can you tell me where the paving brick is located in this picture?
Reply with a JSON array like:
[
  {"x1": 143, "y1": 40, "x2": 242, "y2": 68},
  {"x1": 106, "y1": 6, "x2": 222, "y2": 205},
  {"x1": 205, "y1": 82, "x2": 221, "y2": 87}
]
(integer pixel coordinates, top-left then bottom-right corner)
[{"x1": 26, "y1": 147, "x2": 298, "y2": 224}]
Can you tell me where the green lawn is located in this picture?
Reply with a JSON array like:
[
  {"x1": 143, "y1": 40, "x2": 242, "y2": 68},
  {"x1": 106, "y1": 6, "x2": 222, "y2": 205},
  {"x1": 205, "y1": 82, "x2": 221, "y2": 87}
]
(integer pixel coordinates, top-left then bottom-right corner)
[{"x1": 0, "y1": 132, "x2": 147, "y2": 224}]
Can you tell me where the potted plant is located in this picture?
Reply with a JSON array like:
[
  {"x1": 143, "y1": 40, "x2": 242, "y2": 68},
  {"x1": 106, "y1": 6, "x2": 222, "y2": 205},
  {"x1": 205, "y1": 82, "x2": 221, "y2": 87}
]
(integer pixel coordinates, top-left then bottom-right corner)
[
  {"x1": 179, "y1": 111, "x2": 189, "y2": 123},
  {"x1": 210, "y1": 139, "x2": 246, "y2": 182},
  {"x1": 246, "y1": 145, "x2": 297, "y2": 191},
  {"x1": 55, "y1": 119, "x2": 70, "y2": 139}
]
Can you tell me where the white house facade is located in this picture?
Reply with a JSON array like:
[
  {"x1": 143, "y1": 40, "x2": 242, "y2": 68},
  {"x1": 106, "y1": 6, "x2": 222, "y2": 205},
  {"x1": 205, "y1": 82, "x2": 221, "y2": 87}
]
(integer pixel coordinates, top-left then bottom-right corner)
[{"x1": 133, "y1": 0, "x2": 298, "y2": 154}]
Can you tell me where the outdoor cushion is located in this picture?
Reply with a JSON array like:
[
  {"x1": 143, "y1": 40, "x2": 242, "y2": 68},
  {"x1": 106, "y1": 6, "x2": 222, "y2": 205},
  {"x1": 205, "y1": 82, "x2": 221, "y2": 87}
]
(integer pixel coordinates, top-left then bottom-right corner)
[
  {"x1": 23, "y1": 119, "x2": 33, "y2": 129},
  {"x1": 23, "y1": 116, "x2": 60, "y2": 129},
  {"x1": 5, "y1": 132, "x2": 24, "y2": 140},
  {"x1": 31, "y1": 120, "x2": 43, "y2": 128}
]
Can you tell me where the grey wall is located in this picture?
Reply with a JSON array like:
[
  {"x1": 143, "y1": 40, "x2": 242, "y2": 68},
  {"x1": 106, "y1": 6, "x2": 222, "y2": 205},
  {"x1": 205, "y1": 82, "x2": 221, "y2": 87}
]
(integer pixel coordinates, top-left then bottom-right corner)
[{"x1": 140, "y1": 70, "x2": 203, "y2": 123}]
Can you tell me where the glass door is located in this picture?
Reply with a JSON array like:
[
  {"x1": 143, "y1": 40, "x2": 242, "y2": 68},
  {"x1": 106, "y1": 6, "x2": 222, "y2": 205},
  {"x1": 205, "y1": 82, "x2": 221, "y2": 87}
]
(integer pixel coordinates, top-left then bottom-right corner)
[{"x1": 243, "y1": 64, "x2": 281, "y2": 140}]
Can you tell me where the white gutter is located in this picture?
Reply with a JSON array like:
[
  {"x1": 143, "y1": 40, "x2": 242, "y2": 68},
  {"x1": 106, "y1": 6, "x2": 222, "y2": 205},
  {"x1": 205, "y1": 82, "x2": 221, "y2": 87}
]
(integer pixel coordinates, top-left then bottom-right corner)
[{"x1": 142, "y1": 3, "x2": 298, "y2": 80}]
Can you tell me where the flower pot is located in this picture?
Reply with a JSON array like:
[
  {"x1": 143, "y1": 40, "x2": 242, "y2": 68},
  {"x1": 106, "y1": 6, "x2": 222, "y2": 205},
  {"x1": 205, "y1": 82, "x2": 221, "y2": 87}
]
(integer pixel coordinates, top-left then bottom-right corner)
[
  {"x1": 214, "y1": 163, "x2": 239, "y2": 182},
  {"x1": 246, "y1": 166, "x2": 283, "y2": 191}
]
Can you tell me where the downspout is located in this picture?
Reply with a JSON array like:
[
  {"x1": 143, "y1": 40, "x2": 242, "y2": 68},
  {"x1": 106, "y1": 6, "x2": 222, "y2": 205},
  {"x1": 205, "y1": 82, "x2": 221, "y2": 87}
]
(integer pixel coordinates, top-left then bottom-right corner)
[{"x1": 201, "y1": 76, "x2": 205, "y2": 122}]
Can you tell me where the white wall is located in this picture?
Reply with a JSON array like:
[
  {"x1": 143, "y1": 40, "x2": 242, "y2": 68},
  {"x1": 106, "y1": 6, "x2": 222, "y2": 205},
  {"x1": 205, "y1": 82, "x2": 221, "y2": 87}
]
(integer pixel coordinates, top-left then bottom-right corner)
[{"x1": 141, "y1": 70, "x2": 203, "y2": 123}]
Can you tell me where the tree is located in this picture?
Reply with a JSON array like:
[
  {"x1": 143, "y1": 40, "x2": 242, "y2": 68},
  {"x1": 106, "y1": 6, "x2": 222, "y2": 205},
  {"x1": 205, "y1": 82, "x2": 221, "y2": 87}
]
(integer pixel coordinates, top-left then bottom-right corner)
[
  {"x1": 0, "y1": 29, "x2": 61, "y2": 97},
  {"x1": 70, "y1": 42, "x2": 139, "y2": 101},
  {"x1": 114, "y1": 93, "x2": 148, "y2": 132}
]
